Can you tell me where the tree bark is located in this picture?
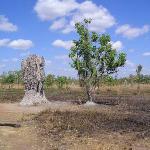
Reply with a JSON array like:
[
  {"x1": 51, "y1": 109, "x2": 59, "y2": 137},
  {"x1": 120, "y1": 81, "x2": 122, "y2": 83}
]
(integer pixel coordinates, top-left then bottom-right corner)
[{"x1": 86, "y1": 85, "x2": 93, "y2": 102}]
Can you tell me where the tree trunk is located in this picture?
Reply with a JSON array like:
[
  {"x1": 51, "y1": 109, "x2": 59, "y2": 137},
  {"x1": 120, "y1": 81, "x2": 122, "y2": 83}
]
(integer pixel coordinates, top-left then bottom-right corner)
[
  {"x1": 86, "y1": 85, "x2": 93, "y2": 102},
  {"x1": 137, "y1": 83, "x2": 140, "y2": 94}
]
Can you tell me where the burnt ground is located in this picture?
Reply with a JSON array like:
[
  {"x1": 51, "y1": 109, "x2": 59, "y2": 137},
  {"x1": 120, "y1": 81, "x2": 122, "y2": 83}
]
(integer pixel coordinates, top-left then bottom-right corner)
[
  {"x1": 0, "y1": 101, "x2": 150, "y2": 150},
  {"x1": 34, "y1": 101, "x2": 150, "y2": 150},
  {"x1": 0, "y1": 86, "x2": 150, "y2": 150}
]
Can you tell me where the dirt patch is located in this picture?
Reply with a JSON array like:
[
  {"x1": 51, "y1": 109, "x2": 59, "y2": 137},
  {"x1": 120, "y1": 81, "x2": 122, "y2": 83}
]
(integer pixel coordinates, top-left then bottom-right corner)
[
  {"x1": 0, "y1": 102, "x2": 81, "y2": 150},
  {"x1": 0, "y1": 125, "x2": 39, "y2": 150},
  {"x1": 0, "y1": 103, "x2": 54, "y2": 150},
  {"x1": 0, "y1": 101, "x2": 150, "y2": 150},
  {"x1": 34, "y1": 104, "x2": 150, "y2": 150}
]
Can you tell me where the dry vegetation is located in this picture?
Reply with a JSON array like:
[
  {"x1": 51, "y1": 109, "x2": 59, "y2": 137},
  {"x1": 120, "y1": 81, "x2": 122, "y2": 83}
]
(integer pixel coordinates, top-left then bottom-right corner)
[
  {"x1": 34, "y1": 104, "x2": 150, "y2": 149},
  {"x1": 0, "y1": 84, "x2": 150, "y2": 149},
  {"x1": 0, "y1": 84, "x2": 150, "y2": 103},
  {"x1": 32, "y1": 84, "x2": 150, "y2": 149}
]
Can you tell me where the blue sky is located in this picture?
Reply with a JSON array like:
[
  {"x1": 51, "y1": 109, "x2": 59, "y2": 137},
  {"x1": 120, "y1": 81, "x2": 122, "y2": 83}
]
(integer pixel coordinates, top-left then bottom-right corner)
[{"x1": 0, "y1": 0, "x2": 150, "y2": 77}]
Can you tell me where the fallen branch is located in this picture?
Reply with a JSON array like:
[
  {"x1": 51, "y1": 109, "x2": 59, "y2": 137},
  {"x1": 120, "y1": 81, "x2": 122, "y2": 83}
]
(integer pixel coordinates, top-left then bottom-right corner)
[{"x1": 0, "y1": 123, "x2": 21, "y2": 128}]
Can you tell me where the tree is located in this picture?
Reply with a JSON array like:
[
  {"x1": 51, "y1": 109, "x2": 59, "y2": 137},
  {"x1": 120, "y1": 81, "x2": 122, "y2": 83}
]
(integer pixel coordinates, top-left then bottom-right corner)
[
  {"x1": 136, "y1": 64, "x2": 143, "y2": 92},
  {"x1": 136, "y1": 64, "x2": 143, "y2": 81},
  {"x1": 56, "y1": 76, "x2": 69, "y2": 89},
  {"x1": 104, "y1": 76, "x2": 116, "y2": 86},
  {"x1": 2, "y1": 73, "x2": 15, "y2": 88},
  {"x1": 45, "y1": 74, "x2": 55, "y2": 88},
  {"x1": 69, "y1": 19, "x2": 126, "y2": 102},
  {"x1": 0, "y1": 70, "x2": 23, "y2": 89},
  {"x1": 14, "y1": 70, "x2": 23, "y2": 87}
]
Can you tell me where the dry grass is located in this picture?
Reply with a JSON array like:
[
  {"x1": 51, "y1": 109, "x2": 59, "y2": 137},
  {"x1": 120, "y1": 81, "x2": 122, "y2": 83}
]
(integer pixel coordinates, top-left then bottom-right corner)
[
  {"x1": 0, "y1": 89, "x2": 24, "y2": 103},
  {"x1": 34, "y1": 104, "x2": 150, "y2": 150},
  {"x1": 0, "y1": 84, "x2": 150, "y2": 149},
  {"x1": 98, "y1": 84, "x2": 150, "y2": 96},
  {"x1": 0, "y1": 84, "x2": 150, "y2": 104},
  {"x1": 0, "y1": 83, "x2": 24, "y2": 89},
  {"x1": 31, "y1": 84, "x2": 150, "y2": 149}
]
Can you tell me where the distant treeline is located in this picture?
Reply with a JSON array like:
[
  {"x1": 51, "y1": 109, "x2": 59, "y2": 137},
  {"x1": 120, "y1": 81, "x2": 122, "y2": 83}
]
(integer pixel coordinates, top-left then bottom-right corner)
[
  {"x1": 0, "y1": 70, "x2": 150, "y2": 89},
  {"x1": 0, "y1": 71, "x2": 76, "y2": 89}
]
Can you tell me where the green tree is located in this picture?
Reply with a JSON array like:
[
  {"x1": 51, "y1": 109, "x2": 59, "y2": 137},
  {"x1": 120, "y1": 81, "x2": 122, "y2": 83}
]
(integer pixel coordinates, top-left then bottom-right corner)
[
  {"x1": 14, "y1": 70, "x2": 23, "y2": 86},
  {"x1": 69, "y1": 19, "x2": 126, "y2": 102},
  {"x1": 136, "y1": 64, "x2": 143, "y2": 82},
  {"x1": 2, "y1": 73, "x2": 15, "y2": 88},
  {"x1": 136, "y1": 64, "x2": 143, "y2": 92},
  {"x1": 104, "y1": 76, "x2": 116, "y2": 86},
  {"x1": 45, "y1": 74, "x2": 55, "y2": 88},
  {"x1": 56, "y1": 76, "x2": 69, "y2": 89}
]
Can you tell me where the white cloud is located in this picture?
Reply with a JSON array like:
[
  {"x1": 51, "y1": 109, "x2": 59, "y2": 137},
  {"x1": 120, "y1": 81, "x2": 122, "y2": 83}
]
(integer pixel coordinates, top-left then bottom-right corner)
[
  {"x1": 143, "y1": 52, "x2": 150, "y2": 56},
  {"x1": 0, "y1": 39, "x2": 10, "y2": 46},
  {"x1": 8, "y1": 39, "x2": 33, "y2": 50},
  {"x1": 34, "y1": 0, "x2": 78, "y2": 20},
  {"x1": 0, "y1": 39, "x2": 33, "y2": 50},
  {"x1": 49, "y1": 18, "x2": 67, "y2": 30},
  {"x1": 0, "y1": 15, "x2": 18, "y2": 32},
  {"x1": 126, "y1": 60, "x2": 135, "y2": 68},
  {"x1": 52, "y1": 39, "x2": 73, "y2": 50},
  {"x1": 64, "y1": 1, "x2": 115, "y2": 33},
  {"x1": 111, "y1": 41, "x2": 123, "y2": 50},
  {"x1": 34, "y1": 0, "x2": 116, "y2": 33},
  {"x1": 116, "y1": 24, "x2": 149, "y2": 39}
]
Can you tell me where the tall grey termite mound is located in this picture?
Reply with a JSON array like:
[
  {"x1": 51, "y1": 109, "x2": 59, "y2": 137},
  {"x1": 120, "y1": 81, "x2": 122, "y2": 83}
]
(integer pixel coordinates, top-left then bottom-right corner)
[{"x1": 20, "y1": 54, "x2": 49, "y2": 106}]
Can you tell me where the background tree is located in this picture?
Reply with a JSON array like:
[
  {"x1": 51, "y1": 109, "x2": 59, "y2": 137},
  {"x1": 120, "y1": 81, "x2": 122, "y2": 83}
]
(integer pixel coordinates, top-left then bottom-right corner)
[
  {"x1": 14, "y1": 70, "x2": 22, "y2": 88},
  {"x1": 136, "y1": 64, "x2": 143, "y2": 91},
  {"x1": 69, "y1": 19, "x2": 126, "y2": 102},
  {"x1": 45, "y1": 74, "x2": 55, "y2": 88},
  {"x1": 2, "y1": 73, "x2": 15, "y2": 88},
  {"x1": 0, "y1": 70, "x2": 23, "y2": 89},
  {"x1": 136, "y1": 64, "x2": 143, "y2": 81},
  {"x1": 56, "y1": 76, "x2": 69, "y2": 89},
  {"x1": 104, "y1": 76, "x2": 116, "y2": 86}
]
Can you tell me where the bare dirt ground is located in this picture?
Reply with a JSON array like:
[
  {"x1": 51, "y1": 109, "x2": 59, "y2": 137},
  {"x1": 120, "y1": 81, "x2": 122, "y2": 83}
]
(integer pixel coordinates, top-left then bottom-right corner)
[
  {"x1": 0, "y1": 102, "x2": 77, "y2": 150},
  {"x1": 0, "y1": 101, "x2": 150, "y2": 150},
  {"x1": 0, "y1": 103, "x2": 44, "y2": 150}
]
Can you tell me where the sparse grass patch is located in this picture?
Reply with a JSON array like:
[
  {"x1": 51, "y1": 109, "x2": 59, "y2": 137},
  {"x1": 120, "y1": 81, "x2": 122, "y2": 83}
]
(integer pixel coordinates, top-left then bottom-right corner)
[
  {"x1": 34, "y1": 107, "x2": 150, "y2": 149},
  {"x1": 0, "y1": 84, "x2": 150, "y2": 104},
  {"x1": 0, "y1": 89, "x2": 24, "y2": 103}
]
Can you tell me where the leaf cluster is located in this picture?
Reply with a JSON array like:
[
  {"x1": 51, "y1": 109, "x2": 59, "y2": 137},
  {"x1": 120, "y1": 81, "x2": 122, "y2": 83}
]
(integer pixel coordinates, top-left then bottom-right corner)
[{"x1": 69, "y1": 19, "x2": 126, "y2": 87}]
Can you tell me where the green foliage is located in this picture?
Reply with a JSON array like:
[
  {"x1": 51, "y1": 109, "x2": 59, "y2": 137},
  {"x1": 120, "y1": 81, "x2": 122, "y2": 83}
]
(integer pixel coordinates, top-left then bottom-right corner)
[
  {"x1": 103, "y1": 76, "x2": 117, "y2": 86},
  {"x1": 13, "y1": 70, "x2": 23, "y2": 84},
  {"x1": 0, "y1": 70, "x2": 23, "y2": 88},
  {"x1": 69, "y1": 19, "x2": 126, "y2": 101},
  {"x1": 56, "y1": 76, "x2": 69, "y2": 89},
  {"x1": 45, "y1": 74, "x2": 55, "y2": 88},
  {"x1": 2, "y1": 73, "x2": 15, "y2": 85},
  {"x1": 140, "y1": 75, "x2": 150, "y2": 84}
]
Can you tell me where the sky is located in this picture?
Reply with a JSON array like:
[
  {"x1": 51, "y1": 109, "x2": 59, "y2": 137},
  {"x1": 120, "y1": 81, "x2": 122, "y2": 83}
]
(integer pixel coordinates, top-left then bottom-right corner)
[{"x1": 0, "y1": 0, "x2": 150, "y2": 77}]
